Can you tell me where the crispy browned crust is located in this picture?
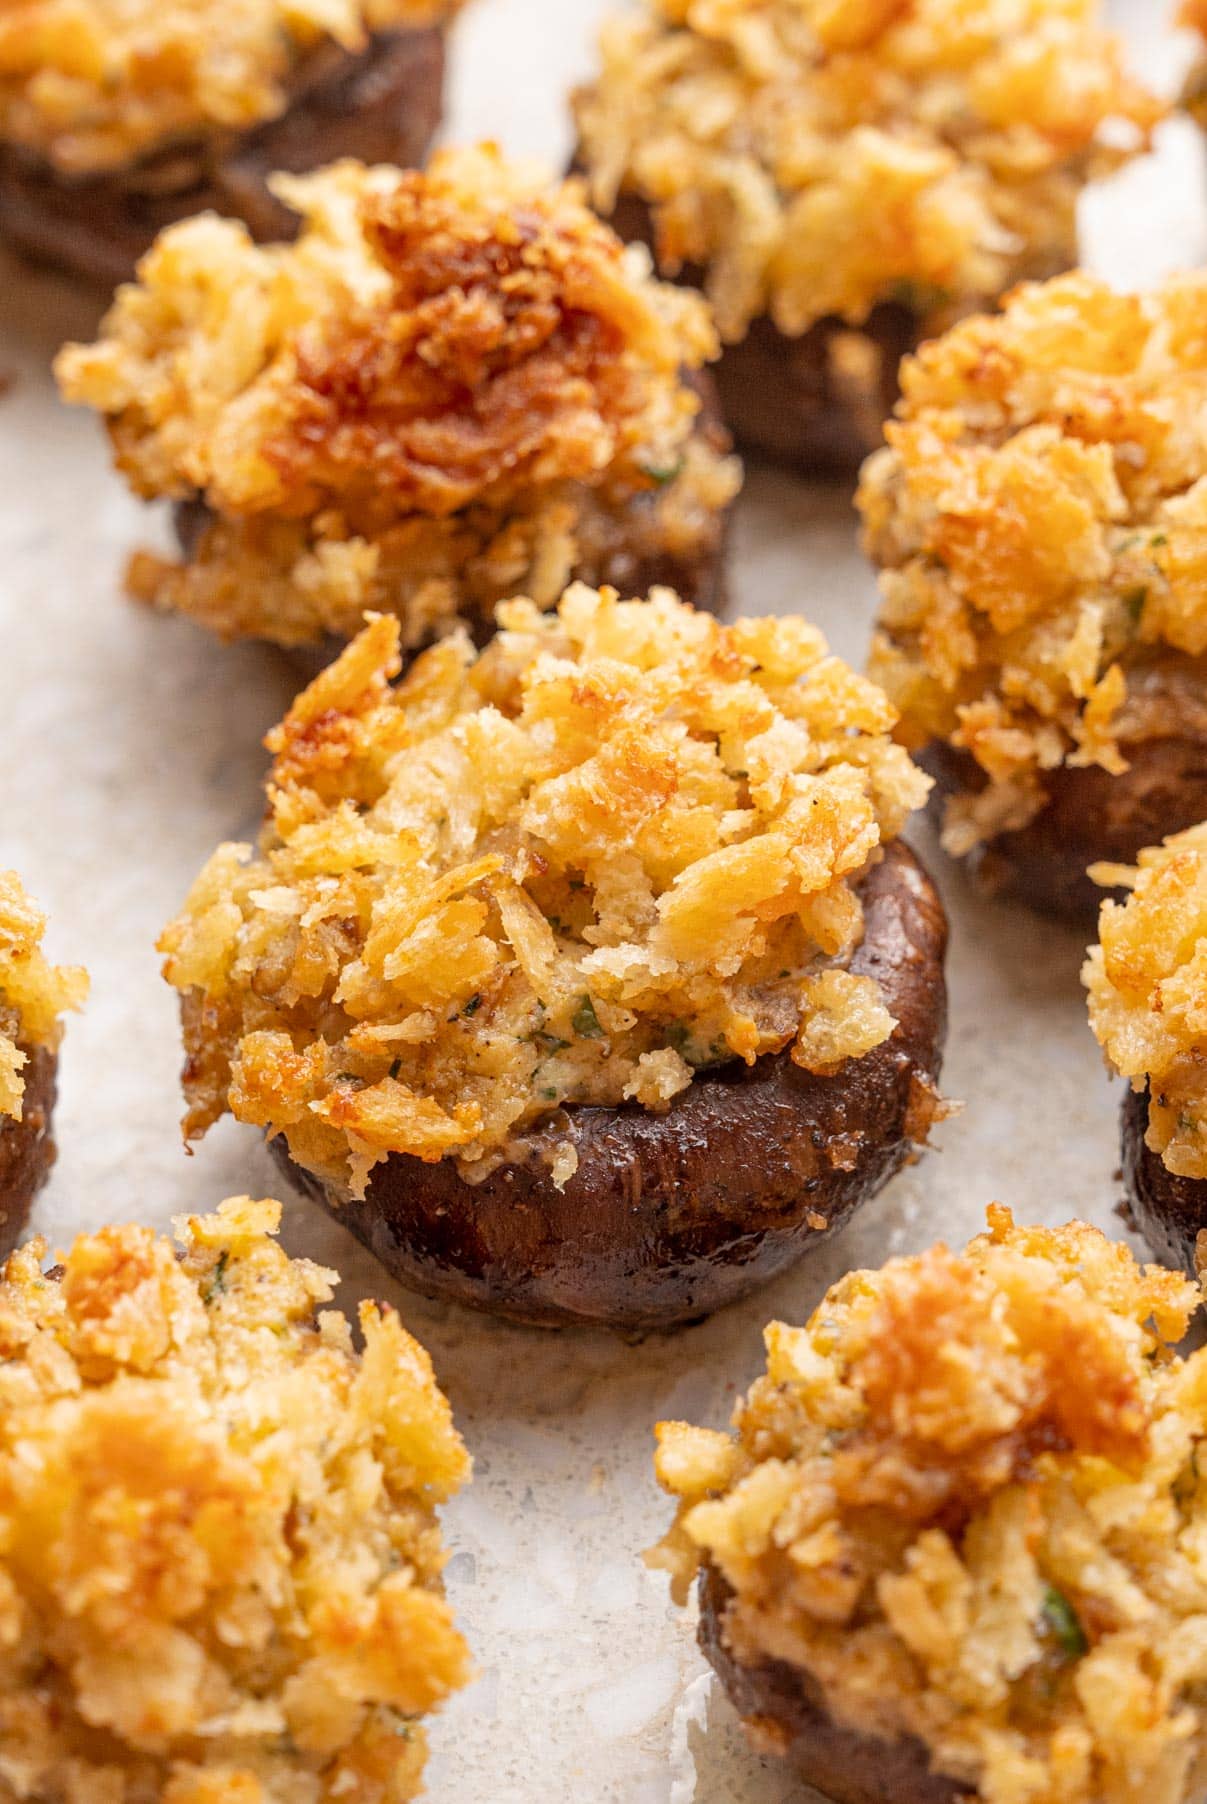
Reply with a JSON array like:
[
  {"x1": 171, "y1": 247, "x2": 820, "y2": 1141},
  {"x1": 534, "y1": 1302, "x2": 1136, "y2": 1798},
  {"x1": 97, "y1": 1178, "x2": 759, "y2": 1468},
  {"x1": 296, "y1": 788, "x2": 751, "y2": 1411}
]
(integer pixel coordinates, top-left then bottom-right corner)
[
  {"x1": 698, "y1": 1562, "x2": 969, "y2": 1804},
  {"x1": 920, "y1": 729, "x2": 1207, "y2": 924},
  {"x1": 0, "y1": 26, "x2": 445, "y2": 287},
  {"x1": 173, "y1": 365, "x2": 732, "y2": 675},
  {"x1": 1120, "y1": 1085, "x2": 1207, "y2": 1279},
  {"x1": 595, "y1": 185, "x2": 920, "y2": 476},
  {"x1": 268, "y1": 838, "x2": 948, "y2": 1331},
  {"x1": 0, "y1": 1044, "x2": 56, "y2": 1258}
]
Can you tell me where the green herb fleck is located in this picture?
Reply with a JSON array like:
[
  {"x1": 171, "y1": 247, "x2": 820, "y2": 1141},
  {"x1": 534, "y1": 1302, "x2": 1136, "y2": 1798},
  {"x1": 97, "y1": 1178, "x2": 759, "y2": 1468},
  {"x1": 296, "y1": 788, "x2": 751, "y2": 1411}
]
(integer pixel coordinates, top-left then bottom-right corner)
[
  {"x1": 388, "y1": 1057, "x2": 403, "y2": 1079},
  {"x1": 462, "y1": 993, "x2": 482, "y2": 1017},
  {"x1": 1151, "y1": 532, "x2": 1168, "y2": 548},
  {"x1": 640, "y1": 456, "x2": 685, "y2": 486},
  {"x1": 572, "y1": 995, "x2": 604, "y2": 1038},
  {"x1": 1124, "y1": 585, "x2": 1148, "y2": 623},
  {"x1": 888, "y1": 279, "x2": 950, "y2": 315},
  {"x1": 1040, "y1": 1587, "x2": 1087, "y2": 1661},
  {"x1": 202, "y1": 1250, "x2": 229, "y2": 1306},
  {"x1": 539, "y1": 1085, "x2": 559, "y2": 1100},
  {"x1": 535, "y1": 1032, "x2": 570, "y2": 1054}
]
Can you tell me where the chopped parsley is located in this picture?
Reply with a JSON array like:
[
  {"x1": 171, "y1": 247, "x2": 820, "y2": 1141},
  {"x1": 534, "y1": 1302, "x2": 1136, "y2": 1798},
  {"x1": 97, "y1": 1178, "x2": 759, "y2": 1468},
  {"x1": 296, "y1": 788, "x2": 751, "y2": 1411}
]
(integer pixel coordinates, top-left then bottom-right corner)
[
  {"x1": 201, "y1": 1250, "x2": 229, "y2": 1306},
  {"x1": 572, "y1": 995, "x2": 603, "y2": 1038},
  {"x1": 1039, "y1": 1586, "x2": 1087, "y2": 1661},
  {"x1": 639, "y1": 456, "x2": 685, "y2": 486}
]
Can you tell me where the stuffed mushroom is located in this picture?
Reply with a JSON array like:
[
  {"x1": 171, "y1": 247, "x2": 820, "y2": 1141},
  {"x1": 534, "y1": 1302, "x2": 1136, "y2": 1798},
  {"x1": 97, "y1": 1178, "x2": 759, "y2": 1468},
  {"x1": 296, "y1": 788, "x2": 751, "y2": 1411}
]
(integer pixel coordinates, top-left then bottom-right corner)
[
  {"x1": 572, "y1": 0, "x2": 1160, "y2": 475},
  {"x1": 0, "y1": 0, "x2": 461, "y2": 286},
  {"x1": 0, "y1": 871, "x2": 86, "y2": 1254},
  {"x1": 158, "y1": 583, "x2": 949, "y2": 1331},
  {"x1": 0, "y1": 1194, "x2": 471, "y2": 1801},
  {"x1": 865, "y1": 270, "x2": 1207, "y2": 921},
  {"x1": 654, "y1": 1206, "x2": 1207, "y2": 1804},
  {"x1": 1084, "y1": 824, "x2": 1207, "y2": 1275},
  {"x1": 56, "y1": 147, "x2": 740, "y2": 664}
]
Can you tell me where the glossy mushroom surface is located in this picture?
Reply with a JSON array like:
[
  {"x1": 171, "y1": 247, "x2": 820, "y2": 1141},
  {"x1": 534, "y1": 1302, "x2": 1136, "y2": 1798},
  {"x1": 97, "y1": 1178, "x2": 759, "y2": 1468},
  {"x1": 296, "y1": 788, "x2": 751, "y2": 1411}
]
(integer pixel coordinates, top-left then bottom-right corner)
[
  {"x1": 919, "y1": 670, "x2": 1207, "y2": 921},
  {"x1": 0, "y1": 1043, "x2": 56, "y2": 1257},
  {"x1": 698, "y1": 1563, "x2": 967, "y2": 1804},
  {"x1": 1120, "y1": 1085, "x2": 1207, "y2": 1278}
]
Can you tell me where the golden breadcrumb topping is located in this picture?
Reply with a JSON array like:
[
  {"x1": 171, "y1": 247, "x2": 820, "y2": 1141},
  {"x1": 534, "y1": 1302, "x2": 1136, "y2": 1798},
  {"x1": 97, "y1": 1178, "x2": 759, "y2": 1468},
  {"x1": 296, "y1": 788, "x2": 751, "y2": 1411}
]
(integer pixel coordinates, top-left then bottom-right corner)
[
  {"x1": 0, "y1": 0, "x2": 460, "y2": 175},
  {"x1": 158, "y1": 584, "x2": 929, "y2": 1193},
  {"x1": 56, "y1": 150, "x2": 738, "y2": 650},
  {"x1": 1085, "y1": 825, "x2": 1207, "y2": 1180},
  {"x1": 863, "y1": 270, "x2": 1207, "y2": 856},
  {"x1": 655, "y1": 1207, "x2": 1207, "y2": 1804},
  {"x1": 573, "y1": 0, "x2": 1160, "y2": 343},
  {"x1": 0, "y1": 872, "x2": 87, "y2": 1123},
  {"x1": 0, "y1": 1196, "x2": 471, "y2": 1804}
]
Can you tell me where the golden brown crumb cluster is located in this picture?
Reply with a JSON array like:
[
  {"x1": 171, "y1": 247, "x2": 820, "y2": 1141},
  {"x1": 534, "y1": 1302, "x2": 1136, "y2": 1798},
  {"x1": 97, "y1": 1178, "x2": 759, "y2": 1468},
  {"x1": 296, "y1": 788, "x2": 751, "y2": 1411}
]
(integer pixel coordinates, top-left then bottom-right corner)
[
  {"x1": 0, "y1": 1195, "x2": 471, "y2": 1804},
  {"x1": 0, "y1": 871, "x2": 87, "y2": 1122},
  {"x1": 56, "y1": 150, "x2": 738, "y2": 651},
  {"x1": 159, "y1": 584, "x2": 928, "y2": 1192},
  {"x1": 573, "y1": 0, "x2": 1159, "y2": 343},
  {"x1": 1085, "y1": 826, "x2": 1207, "y2": 1180},
  {"x1": 863, "y1": 271, "x2": 1207, "y2": 855},
  {"x1": 0, "y1": 0, "x2": 460, "y2": 175},
  {"x1": 655, "y1": 1207, "x2": 1207, "y2": 1804}
]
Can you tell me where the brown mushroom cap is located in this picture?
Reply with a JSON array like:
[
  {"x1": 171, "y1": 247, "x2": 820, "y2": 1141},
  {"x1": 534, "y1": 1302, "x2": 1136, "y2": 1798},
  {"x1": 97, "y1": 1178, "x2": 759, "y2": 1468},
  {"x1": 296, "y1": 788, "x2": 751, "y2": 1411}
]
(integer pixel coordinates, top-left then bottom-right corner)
[
  {"x1": 920, "y1": 693, "x2": 1207, "y2": 924},
  {"x1": 585, "y1": 185, "x2": 918, "y2": 477},
  {"x1": 698, "y1": 1561, "x2": 969, "y2": 1804},
  {"x1": 0, "y1": 1044, "x2": 57, "y2": 1258},
  {"x1": 0, "y1": 26, "x2": 445, "y2": 287},
  {"x1": 1120, "y1": 1084, "x2": 1207, "y2": 1279},
  {"x1": 270, "y1": 837, "x2": 948, "y2": 1331}
]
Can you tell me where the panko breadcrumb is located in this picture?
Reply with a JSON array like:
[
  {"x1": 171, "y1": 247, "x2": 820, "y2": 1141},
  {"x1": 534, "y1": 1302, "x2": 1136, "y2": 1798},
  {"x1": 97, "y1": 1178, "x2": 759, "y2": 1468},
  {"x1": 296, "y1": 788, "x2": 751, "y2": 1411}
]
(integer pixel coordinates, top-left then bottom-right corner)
[
  {"x1": 158, "y1": 582, "x2": 929, "y2": 1195},
  {"x1": 1085, "y1": 825, "x2": 1207, "y2": 1181},
  {"x1": 0, "y1": 871, "x2": 86, "y2": 1123},
  {"x1": 0, "y1": 0, "x2": 462, "y2": 175},
  {"x1": 56, "y1": 148, "x2": 739, "y2": 652},
  {"x1": 655, "y1": 1206, "x2": 1207, "y2": 1804},
  {"x1": 573, "y1": 0, "x2": 1160, "y2": 344},
  {"x1": 864, "y1": 270, "x2": 1207, "y2": 856},
  {"x1": 0, "y1": 1195, "x2": 470, "y2": 1803}
]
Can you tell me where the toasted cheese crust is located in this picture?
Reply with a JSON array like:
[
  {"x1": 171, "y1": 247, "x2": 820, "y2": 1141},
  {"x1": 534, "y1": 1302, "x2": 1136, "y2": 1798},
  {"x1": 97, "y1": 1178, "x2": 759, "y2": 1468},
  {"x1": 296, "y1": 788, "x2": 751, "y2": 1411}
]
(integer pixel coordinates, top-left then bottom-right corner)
[
  {"x1": 0, "y1": 872, "x2": 87, "y2": 1122},
  {"x1": 656, "y1": 1207, "x2": 1207, "y2": 1804},
  {"x1": 864, "y1": 271, "x2": 1207, "y2": 856},
  {"x1": 57, "y1": 149, "x2": 739, "y2": 650},
  {"x1": 159, "y1": 583, "x2": 929, "y2": 1192},
  {"x1": 574, "y1": 0, "x2": 1160, "y2": 343},
  {"x1": 0, "y1": 1196, "x2": 471, "y2": 1803},
  {"x1": 0, "y1": 0, "x2": 460, "y2": 175}
]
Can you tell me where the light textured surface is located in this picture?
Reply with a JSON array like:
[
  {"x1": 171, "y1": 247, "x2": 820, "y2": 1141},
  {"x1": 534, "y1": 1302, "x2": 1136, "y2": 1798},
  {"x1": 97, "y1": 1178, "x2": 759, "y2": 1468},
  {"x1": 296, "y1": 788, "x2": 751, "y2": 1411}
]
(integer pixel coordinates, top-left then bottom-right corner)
[{"x1": 0, "y1": 3, "x2": 1204, "y2": 1798}]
